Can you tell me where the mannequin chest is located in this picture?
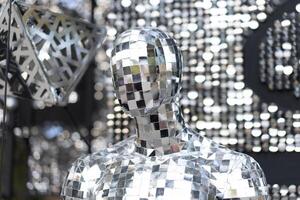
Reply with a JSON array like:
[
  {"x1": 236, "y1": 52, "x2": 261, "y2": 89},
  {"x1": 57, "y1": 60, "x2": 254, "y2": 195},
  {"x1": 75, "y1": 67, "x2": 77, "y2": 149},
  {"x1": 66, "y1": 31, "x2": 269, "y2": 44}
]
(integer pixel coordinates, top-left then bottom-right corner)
[{"x1": 94, "y1": 154, "x2": 224, "y2": 200}]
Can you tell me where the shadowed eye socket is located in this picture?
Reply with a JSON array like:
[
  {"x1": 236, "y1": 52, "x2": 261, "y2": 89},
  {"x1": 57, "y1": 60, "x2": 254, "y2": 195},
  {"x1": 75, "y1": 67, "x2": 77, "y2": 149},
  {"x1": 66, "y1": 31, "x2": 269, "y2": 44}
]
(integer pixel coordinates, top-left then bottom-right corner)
[
  {"x1": 152, "y1": 90, "x2": 159, "y2": 100},
  {"x1": 156, "y1": 65, "x2": 160, "y2": 74}
]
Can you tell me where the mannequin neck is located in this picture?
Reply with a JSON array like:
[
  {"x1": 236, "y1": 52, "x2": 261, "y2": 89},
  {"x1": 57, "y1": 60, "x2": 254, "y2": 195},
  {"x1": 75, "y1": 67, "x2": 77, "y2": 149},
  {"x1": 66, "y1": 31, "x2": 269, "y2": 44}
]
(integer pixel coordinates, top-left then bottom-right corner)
[{"x1": 134, "y1": 102, "x2": 186, "y2": 156}]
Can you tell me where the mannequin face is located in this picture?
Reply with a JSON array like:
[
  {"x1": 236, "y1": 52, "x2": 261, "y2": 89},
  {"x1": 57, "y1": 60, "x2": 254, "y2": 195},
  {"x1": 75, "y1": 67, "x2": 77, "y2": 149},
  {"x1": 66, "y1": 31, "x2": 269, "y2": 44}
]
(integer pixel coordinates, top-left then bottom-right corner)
[{"x1": 110, "y1": 28, "x2": 183, "y2": 117}]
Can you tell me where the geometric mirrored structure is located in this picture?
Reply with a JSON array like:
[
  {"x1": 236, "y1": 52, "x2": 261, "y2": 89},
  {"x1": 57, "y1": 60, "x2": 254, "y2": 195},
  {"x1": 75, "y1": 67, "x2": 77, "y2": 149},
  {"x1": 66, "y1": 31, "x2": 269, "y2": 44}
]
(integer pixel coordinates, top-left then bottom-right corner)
[{"x1": 0, "y1": 0, "x2": 106, "y2": 105}]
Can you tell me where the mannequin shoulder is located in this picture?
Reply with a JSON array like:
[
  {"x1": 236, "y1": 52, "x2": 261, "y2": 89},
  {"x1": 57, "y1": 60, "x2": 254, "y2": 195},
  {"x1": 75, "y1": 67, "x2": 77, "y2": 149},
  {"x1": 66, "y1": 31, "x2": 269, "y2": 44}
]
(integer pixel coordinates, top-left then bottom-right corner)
[
  {"x1": 192, "y1": 136, "x2": 268, "y2": 199},
  {"x1": 60, "y1": 151, "x2": 111, "y2": 199},
  {"x1": 66, "y1": 135, "x2": 137, "y2": 176},
  {"x1": 221, "y1": 151, "x2": 269, "y2": 199},
  {"x1": 195, "y1": 136, "x2": 265, "y2": 178},
  {"x1": 61, "y1": 136, "x2": 136, "y2": 199}
]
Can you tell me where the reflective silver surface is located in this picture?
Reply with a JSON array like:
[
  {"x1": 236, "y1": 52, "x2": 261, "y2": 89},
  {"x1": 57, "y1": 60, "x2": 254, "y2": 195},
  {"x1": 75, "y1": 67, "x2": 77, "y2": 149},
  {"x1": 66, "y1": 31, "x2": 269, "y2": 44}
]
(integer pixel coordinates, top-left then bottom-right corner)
[
  {"x1": 61, "y1": 28, "x2": 268, "y2": 200},
  {"x1": 95, "y1": 0, "x2": 300, "y2": 154},
  {"x1": 111, "y1": 28, "x2": 182, "y2": 117},
  {"x1": 24, "y1": 124, "x2": 88, "y2": 194},
  {"x1": 259, "y1": 10, "x2": 300, "y2": 98},
  {"x1": 0, "y1": 0, "x2": 106, "y2": 105}
]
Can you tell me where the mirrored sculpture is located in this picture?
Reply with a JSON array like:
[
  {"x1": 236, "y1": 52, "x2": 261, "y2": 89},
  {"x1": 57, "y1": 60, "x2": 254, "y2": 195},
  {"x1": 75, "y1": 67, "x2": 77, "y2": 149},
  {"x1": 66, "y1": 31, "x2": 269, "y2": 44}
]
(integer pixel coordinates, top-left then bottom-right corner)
[
  {"x1": 61, "y1": 28, "x2": 268, "y2": 200},
  {"x1": 0, "y1": 0, "x2": 106, "y2": 105}
]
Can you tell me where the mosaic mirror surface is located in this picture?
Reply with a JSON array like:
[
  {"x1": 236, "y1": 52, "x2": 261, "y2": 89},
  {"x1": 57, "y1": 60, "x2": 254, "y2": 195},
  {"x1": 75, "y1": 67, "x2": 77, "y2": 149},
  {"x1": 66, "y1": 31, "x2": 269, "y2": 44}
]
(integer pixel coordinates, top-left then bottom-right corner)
[
  {"x1": 0, "y1": 0, "x2": 106, "y2": 105},
  {"x1": 1, "y1": 0, "x2": 299, "y2": 199}
]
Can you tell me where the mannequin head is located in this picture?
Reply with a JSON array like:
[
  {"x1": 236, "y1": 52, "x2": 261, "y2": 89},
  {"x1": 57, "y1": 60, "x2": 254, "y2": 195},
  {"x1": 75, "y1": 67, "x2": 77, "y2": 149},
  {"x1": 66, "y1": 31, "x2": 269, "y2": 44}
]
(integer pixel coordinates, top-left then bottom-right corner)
[{"x1": 110, "y1": 28, "x2": 183, "y2": 117}]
